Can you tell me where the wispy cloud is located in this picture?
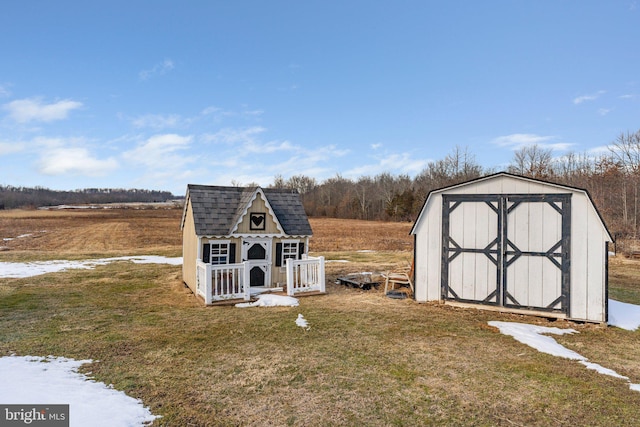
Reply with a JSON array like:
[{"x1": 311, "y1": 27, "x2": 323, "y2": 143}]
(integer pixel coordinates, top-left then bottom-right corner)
[
  {"x1": 202, "y1": 127, "x2": 267, "y2": 145},
  {"x1": 201, "y1": 126, "x2": 350, "y2": 185},
  {"x1": 573, "y1": 90, "x2": 606, "y2": 105},
  {"x1": 123, "y1": 133, "x2": 195, "y2": 169},
  {"x1": 492, "y1": 133, "x2": 555, "y2": 147},
  {"x1": 587, "y1": 145, "x2": 612, "y2": 155},
  {"x1": 491, "y1": 133, "x2": 574, "y2": 151},
  {"x1": 130, "y1": 113, "x2": 184, "y2": 129},
  {"x1": 0, "y1": 141, "x2": 25, "y2": 155},
  {"x1": 371, "y1": 143, "x2": 383, "y2": 150},
  {"x1": 345, "y1": 152, "x2": 428, "y2": 178},
  {"x1": 2, "y1": 98, "x2": 82, "y2": 123},
  {"x1": 38, "y1": 146, "x2": 118, "y2": 176},
  {"x1": 598, "y1": 108, "x2": 612, "y2": 116},
  {"x1": 139, "y1": 59, "x2": 175, "y2": 81},
  {"x1": 0, "y1": 84, "x2": 10, "y2": 98}
]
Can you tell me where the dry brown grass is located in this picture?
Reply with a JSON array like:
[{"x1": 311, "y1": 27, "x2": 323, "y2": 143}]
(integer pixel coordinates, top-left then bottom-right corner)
[
  {"x1": 309, "y1": 217, "x2": 413, "y2": 252},
  {"x1": 0, "y1": 208, "x2": 182, "y2": 259},
  {"x1": 1, "y1": 209, "x2": 640, "y2": 426}
]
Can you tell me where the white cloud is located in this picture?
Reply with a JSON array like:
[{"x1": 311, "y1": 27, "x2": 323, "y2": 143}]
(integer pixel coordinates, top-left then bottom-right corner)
[
  {"x1": 598, "y1": 108, "x2": 612, "y2": 116},
  {"x1": 139, "y1": 59, "x2": 175, "y2": 80},
  {"x1": 344, "y1": 152, "x2": 428, "y2": 178},
  {"x1": 492, "y1": 133, "x2": 555, "y2": 147},
  {"x1": 130, "y1": 114, "x2": 183, "y2": 129},
  {"x1": 0, "y1": 141, "x2": 24, "y2": 155},
  {"x1": 0, "y1": 84, "x2": 10, "y2": 98},
  {"x1": 3, "y1": 98, "x2": 82, "y2": 123},
  {"x1": 587, "y1": 145, "x2": 612, "y2": 155},
  {"x1": 202, "y1": 127, "x2": 267, "y2": 145},
  {"x1": 38, "y1": 147, "x2": 118, "y2": 176},
  {"x1": 371, "y1": 143, "x2": 383, "y2": 150},
  {"x1": 491, "y1": 133, "x2": 575, "y2": 152},
  {"x1": 573, "y1": 90, "x2": 606, "y2": 105},
  {"x1": 123, "y1": 133, "x2": 194, "y2": 169},
  {"x1": 246, "y1": 139, "x2": 295, "y2": 154}
]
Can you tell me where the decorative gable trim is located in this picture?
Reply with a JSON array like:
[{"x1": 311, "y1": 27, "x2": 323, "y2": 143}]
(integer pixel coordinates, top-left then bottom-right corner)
[{"x1": 230, "y1": 188, "x2": 285, "y2": 235}]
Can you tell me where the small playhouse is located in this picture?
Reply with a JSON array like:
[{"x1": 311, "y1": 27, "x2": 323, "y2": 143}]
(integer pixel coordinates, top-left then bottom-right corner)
[
  {"x1": 410, "y1": 173, "x2": 612, "y2": 323},
  {"x1": 181, "y1": 184, "x2": 325, "y2": 304}
]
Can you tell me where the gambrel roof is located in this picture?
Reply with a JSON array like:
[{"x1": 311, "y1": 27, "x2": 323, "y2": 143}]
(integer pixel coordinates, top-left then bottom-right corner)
[{"x1": 182, "y1": 184, "x2": 312, "y2": 237}]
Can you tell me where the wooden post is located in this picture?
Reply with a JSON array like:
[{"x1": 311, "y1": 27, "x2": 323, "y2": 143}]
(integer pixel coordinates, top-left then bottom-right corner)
[
  {"x1": 243, "y1": 262, "x2": 251, "y2": 301},
  {"x1": 204, "y1": 264, "x2": 212, "y2": 305},
  {"x1": 286, "y1": 258, "x2": 294, "y2": 296},
  {"x1": 319, "y1": 256, "x2": 326, "y2": 293}
]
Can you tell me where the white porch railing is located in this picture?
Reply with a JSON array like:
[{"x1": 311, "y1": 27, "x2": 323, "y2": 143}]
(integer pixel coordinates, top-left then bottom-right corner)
[
  {"x1": 286, "y1": 256, "x2": 326, "y2": 296},
  {"x1": 196, "y1": 256, "x2": 325, "y2": 304},
  {"x1": 196, "y1": 260, "x2": 250, "y2": 304}
]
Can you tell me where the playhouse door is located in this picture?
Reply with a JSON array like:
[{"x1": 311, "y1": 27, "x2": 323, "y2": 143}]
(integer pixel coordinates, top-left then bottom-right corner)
[{"x1": 242, "y1": 238, "x2": 272, "y2": 287}]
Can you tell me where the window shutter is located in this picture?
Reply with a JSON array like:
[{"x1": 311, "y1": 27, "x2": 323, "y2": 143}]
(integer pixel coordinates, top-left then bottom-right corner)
[
  {"x1": 298, "y1": 242, "x2": 305, "y2": 259},
  {"x1": 275, "y1": 243, "x2": 283, "y2": 267},
  {"x1": 202, "y1": 243, "x2": 210, "y2": 263},
  {"x1": 229, "y1": 243, "x2": 236, "y2": 264}
]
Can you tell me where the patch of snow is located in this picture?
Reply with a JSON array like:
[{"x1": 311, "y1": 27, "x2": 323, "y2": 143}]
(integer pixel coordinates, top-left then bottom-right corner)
[
  {"x1": 579, "y1": 360, "x2": 629, "y2": 379},
  {"x1": 296, "y1": 314, "x2": 310, "y2": 330},
  {"x1": 608, "y1": 299, "x2": 640, "y2": 331},
  {"x1": 0, "y1": 256, "x2": 183, "y2": 279},
  {"x1": 235, "y1": 294, "x2": 299, "y2": 308},
  {"x1": 488, "y1": 321, "x2": 583, "y2": 359},
  {"x1": 356, "y1": 250, "x2": 376, "y2": 253},
  {"x1": 0, "y1": 355, "x2": 159, "y2": 426},
  {"x1": 489, "y1": 321, "x2": 640, "y2": 393},
  {"x1": 326, "y1": 260, "x2": 349, "y2": 263}
]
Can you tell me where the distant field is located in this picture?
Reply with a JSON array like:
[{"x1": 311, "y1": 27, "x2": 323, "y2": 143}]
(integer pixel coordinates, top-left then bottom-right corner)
[{"x1": 1, "y1": 208, "x2": 639, "y2": 426}]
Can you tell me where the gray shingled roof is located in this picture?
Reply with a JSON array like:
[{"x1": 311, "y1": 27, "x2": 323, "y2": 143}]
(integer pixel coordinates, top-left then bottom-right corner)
[{"x1": 184, "y1": 184, "x2": 312, "y2": 236}]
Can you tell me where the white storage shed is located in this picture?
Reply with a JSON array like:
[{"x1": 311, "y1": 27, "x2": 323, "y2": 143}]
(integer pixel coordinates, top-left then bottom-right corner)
[{"x1": 410, "y1": 173, "x2": 612, "y2": 323}]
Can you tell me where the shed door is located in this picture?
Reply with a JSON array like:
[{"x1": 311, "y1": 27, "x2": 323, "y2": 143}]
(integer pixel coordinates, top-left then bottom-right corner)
[{"x1": 442, "y1": 194, "x2": 571, "y2": 314}]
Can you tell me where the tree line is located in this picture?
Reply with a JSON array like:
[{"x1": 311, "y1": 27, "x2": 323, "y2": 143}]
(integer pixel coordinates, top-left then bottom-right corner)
[
  {"x1": 269, "y1": 129, "x2": 640, "y2": 239},
  {"x1": 4, "y1": 129, "x2": 640, "y2": 240},
  {"x1": 0, "y1": 186, "x2": 176, "y2": 209}
]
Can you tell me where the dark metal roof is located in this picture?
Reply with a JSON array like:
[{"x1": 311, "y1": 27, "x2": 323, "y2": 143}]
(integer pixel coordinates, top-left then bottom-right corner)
[{"x1": 184, "y1": 184, "x2": 312, "y2": 236}]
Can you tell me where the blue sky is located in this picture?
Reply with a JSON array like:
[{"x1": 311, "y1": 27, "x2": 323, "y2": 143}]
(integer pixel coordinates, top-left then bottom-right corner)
[{"x1": 1, "y1": 1, "x2": 639, "y2": 195}]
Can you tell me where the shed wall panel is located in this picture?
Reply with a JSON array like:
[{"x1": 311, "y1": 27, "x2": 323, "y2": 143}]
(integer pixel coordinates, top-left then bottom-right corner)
[{"x1": 414, "y1": 195, "x2": 442, "y2": 302}]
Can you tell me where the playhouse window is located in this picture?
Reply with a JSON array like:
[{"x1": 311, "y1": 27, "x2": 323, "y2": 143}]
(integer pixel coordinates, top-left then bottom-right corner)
[
  {"x1": 210, "y1": 242, "x2": 230, "y2": 265},
  {"x1": 282, "y1": 241, "x2": 299, "y2": 265},
  {"x1": 275, "y1": 240, "x2": 305, "y2": 267}
]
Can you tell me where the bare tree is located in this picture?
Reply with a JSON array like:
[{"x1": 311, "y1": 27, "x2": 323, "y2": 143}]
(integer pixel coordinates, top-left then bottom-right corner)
[
  {"x1": 609, "y1": 129, "x2": 640, "y2": 237},
  {"x1": 508, "y1": 144, "x2": 554, "y2": 178}
]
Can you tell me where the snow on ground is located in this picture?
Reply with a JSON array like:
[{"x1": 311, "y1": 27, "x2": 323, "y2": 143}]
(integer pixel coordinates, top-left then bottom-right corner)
[
  {"x1": 489, "y1": 320, "x2": 640, "y2": 393},
  {"x1": 296, "y1": 313, "x2": 310, "y2": 330},
  {"x1": 608, "y1": 299, "x2": 640, "y2": 331},
  {"x1": 0, "y1": 355, "x2": 159, "y2": 426},
  {"x1": 0, "y1": 255, "x2": 183, "y2": 278},
  {"x1": 235, "y1": 294, "x2": 299, "y2": 308}
]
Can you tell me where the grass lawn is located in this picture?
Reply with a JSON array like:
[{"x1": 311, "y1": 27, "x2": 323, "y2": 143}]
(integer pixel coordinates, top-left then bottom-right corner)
[{"x1": 1, "y1": 210, "x2": 639, "y2": 426}]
